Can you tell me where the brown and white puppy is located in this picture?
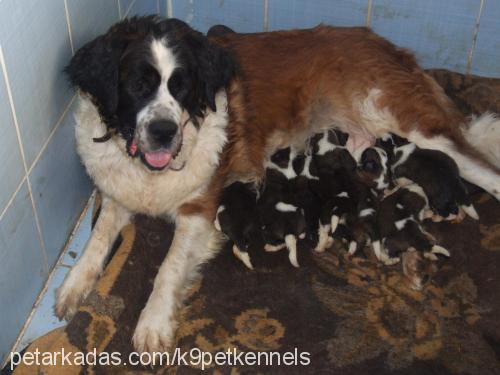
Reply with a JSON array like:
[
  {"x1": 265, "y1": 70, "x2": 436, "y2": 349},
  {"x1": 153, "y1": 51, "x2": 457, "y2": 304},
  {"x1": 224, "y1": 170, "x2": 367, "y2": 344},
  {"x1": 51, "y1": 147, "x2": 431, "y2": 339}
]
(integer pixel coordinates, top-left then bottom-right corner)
[{"x1": 60, "y1": 17, "x2": 500, "y2": 353}]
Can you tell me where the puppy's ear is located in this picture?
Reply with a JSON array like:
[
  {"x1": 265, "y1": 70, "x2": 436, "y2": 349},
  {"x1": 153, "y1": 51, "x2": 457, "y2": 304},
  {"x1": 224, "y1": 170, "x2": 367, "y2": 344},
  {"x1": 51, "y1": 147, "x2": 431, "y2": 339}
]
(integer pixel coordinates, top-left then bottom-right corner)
[{"x1": 65, "y1": 16, "x2": 158, "y2": 122}]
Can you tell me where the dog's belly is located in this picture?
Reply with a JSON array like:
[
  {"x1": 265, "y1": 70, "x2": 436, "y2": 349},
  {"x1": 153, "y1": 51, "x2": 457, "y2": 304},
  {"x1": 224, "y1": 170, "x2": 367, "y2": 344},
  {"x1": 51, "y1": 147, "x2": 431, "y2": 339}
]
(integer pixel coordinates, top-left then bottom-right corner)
[{"x1": 257, "y1": 88, "x2": 390, "y2": 164}]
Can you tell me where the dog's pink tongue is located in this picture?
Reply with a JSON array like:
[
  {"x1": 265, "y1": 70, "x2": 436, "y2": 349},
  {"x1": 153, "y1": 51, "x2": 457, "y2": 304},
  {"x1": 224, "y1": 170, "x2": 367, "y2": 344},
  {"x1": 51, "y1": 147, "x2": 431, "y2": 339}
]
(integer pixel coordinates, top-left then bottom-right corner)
[{"x1": 145, "y1": 151, "x2": 171, "y2": 168}]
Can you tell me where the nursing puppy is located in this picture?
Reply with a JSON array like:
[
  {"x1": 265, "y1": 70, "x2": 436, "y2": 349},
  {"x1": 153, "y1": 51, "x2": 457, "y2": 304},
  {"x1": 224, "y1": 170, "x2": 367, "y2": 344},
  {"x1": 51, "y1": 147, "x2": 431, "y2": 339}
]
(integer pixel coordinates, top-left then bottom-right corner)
[
  {"x1": 215, "y1": 181, "x2": 260, "y2": 269},
  {"x1": 290, "y1": 152, "x2": 322, "y2": 241},
  {"x1": 342, "y1": 187, "x2": 379, "y2": 257},
  {"x1": 357, "y1": 147, "x2": 391, "y2": 192},
  {"x1": 375, "y1": 184, "x2": 447, "y2": 264},
  {"x1": 61, "y1": 17, "x2": 500, "y2": 353},
  {"x1": 391, "y1": 143, "x2": 479, "y2": 221},
  {"x1": 340, "y1": 146, "x2": 393, "y2": 257},
  {"x1": 310, "y1": 130, "x2": 358, "y2": 252},
  {"x1": 259, "y1": 147, "x2": 308, "y2": 267}
]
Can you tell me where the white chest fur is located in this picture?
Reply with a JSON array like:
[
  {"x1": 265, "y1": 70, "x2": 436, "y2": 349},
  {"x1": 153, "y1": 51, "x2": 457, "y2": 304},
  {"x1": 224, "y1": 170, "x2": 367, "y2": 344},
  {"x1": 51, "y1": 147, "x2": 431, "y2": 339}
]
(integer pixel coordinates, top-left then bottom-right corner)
[{"x1": 74, "y1": 95, "x2": 228, "y2": 218}]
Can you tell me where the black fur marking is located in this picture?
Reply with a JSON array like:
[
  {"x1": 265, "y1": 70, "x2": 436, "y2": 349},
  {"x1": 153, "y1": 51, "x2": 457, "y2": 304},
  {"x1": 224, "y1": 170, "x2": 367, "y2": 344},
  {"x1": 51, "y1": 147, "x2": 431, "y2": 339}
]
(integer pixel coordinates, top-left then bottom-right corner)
[{"x1": 66, "y1": 16, "x2": 236, "y2": 146}]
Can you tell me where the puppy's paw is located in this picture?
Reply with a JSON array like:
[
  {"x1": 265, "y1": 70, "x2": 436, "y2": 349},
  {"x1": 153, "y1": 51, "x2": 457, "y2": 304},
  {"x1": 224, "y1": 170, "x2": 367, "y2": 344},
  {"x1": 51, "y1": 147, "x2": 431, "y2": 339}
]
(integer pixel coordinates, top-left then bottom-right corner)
[
  {"x1": 204, "y1": 89, "x2": 228, "y2": 120},
  {"x1": 214, "y1": 89, "x2": 228, "y2": 114},
  {"x1": 133, "y1": 305, "x2": 177, "y2": 353},
  {"x1": 55, "y1": 266, "x2": 96, "y2": 320}
]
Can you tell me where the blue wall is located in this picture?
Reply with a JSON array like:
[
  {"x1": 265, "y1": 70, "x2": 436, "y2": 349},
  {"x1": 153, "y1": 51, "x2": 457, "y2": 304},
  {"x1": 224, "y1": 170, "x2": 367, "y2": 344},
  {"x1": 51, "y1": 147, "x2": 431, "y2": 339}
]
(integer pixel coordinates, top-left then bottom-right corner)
[
  {"x1": 167, "y1": 0, "x2": 500, "y2": 78},
  {"x1": 0, "y1": 0, "x2": 161, "y2": 363}
]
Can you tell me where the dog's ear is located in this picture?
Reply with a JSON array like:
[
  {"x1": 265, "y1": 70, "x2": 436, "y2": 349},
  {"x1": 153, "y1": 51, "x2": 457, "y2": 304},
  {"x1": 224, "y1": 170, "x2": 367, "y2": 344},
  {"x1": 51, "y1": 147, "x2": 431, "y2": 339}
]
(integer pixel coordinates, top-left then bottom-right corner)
[
  {"x1": 201, "y1": 42, "x2": 235, "y2": 112},
  {"x1": 65, "y1": 16, "x2": 158, "y2": 122},
  {"x1": 65, "y1": 35, "x2": 125, "y2": 120},
  {"x1": 178, "y1": 30, "x2": 235, "y2": 116}
]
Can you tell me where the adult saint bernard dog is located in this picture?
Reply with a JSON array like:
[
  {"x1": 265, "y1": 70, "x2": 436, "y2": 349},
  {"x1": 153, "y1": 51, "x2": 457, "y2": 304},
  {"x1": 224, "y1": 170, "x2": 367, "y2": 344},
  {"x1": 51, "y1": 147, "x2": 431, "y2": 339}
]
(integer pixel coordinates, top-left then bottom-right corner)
[{"x1": 56, "y1": 16, "x2": 500, "y2": 352}]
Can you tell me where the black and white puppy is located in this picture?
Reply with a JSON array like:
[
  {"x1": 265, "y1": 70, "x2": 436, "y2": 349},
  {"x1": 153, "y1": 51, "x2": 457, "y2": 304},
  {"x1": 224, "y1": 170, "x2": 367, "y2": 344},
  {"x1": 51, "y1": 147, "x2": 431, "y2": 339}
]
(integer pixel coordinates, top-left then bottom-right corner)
[
  {"x1": 290, "y1": 152, "x2": 322, "y2": 241},
  {"x1": 376, "y1": 184, "x2": 449, "y2": 266},
  {"x1": 357, "y1": 146, "x2": 391, "y2": 192},
  {"x1": 259, "y1": 147, "x2": 309, "y2": 267},
  {"x1": 378, "y1": 133, "x2": 478, "y2": 221},
  {"x1": 310, "y1": 130, "x2": 358, "y2": 252},
  {"x1": 338, "y1": 180, "x2": 379, "y2": 257},
  {"x1": 215, "y1": 181, "x2": 261, "y2": 269},
  {"x1": 391, "y1": 143, "x2": 479, "y2": 221}
]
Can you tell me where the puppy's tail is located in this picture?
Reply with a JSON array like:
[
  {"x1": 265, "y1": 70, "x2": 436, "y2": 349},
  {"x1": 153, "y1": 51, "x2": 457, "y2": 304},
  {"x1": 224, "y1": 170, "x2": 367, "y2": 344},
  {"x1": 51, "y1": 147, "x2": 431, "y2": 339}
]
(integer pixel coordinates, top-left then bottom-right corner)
[{"x1": 463, "y1": 113, "x2": 500, "y2": 169}]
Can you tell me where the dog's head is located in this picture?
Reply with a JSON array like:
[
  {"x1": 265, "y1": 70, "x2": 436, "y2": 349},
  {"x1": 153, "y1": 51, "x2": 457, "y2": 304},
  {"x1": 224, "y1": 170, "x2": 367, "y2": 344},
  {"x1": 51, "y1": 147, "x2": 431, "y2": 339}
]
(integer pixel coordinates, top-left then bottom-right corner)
[
  {"x1": 66, "y1": 16, "x2": 235, "y2": 171},
  {"x1": 357, "y1": 147, "x2": 390, "y2": 191}
]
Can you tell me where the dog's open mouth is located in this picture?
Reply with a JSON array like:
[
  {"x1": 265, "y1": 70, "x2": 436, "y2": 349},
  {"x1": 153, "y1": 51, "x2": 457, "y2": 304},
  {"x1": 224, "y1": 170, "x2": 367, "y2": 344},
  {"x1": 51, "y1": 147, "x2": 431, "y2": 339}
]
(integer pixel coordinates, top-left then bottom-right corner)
[
  {"x1": 128, "y1": 140, "x2": 183, "y2": 171},
  {"x1": 144, "y1": 151, "x2": 172, "y2": 169}
]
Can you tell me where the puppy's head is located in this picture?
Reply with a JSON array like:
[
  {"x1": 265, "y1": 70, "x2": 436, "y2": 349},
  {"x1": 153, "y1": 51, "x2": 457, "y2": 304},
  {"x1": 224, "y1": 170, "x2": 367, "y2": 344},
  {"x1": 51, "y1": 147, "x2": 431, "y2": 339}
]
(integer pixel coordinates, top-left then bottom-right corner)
[
  {"x1": 265, "y1": 147, "x2": 301, "y2": 181},
  {"x1": 357, "y1": 147, "x2": 390, "y2": 190},
  {"x1": 376, "y1": 133, "x2": 409, "y2": 160},
  {"x1": 66, "y1": 16, "x2": 235, "y2": 171}
]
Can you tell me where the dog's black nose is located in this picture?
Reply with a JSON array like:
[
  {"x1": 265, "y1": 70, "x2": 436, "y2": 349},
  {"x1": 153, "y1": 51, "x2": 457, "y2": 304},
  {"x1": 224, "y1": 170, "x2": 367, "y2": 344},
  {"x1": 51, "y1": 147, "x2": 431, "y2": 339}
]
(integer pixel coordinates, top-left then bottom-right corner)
[{"x1": 149, "y1": 120, "x2": 177, "y2": 146}]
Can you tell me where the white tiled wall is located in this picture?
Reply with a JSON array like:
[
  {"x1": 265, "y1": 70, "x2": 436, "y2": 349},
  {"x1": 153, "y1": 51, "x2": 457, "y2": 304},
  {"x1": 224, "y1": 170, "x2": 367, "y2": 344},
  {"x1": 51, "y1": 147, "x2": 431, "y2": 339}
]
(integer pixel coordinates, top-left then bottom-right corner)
[{"x1": 0, "y1": 0, "x2": 160, "y2": 363}]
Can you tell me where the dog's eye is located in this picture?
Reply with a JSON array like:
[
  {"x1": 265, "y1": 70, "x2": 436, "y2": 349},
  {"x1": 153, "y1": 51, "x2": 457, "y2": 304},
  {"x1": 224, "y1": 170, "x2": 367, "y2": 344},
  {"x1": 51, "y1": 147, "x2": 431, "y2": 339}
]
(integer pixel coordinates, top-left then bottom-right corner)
[
  {"x1": 363, "y1": 160, "x2": 376, "y2": 171},
  {"x1": 168, "y1": 69, "x2": 189, "y2": 101},
  {"x1": 129, "y1": 78, "x2": 148, "y2": 93},
  {"x1": 126, "y1": 65, "x2": 159, "y2": 99}
]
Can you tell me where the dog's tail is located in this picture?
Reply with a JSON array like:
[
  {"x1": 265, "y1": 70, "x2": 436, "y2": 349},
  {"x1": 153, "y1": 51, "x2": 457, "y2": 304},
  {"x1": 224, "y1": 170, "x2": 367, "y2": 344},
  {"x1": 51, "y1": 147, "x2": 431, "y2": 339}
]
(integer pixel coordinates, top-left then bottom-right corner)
[{"x1": 463, "y1": 113, "x2": 500, "y2": 169}]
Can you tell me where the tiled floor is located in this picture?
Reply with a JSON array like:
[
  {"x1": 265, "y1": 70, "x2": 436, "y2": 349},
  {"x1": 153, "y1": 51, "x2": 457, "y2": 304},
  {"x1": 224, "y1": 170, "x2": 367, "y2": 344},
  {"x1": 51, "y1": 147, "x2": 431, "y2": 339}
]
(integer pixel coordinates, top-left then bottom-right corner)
[{"x1": 13, "y1": 193, "x2": 95, "y2": 353}]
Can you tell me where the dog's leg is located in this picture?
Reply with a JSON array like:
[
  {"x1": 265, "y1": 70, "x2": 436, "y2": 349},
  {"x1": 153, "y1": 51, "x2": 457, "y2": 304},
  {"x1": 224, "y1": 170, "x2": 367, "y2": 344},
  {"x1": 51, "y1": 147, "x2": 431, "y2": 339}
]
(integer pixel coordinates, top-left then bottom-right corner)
[
  {"x1": 285, "y1": 234, "x2": 299, "y2": 267},
  {"x1": 55, "y1": 196, "x2": 131, "y2": 320},
  {"x1": 315, "y1": 222, "x2": 331, "y2": 252},
  {"x1": 132, "y1": 215, "x2": 220, "y2": 353},
  {"x1": 232, "y1": 244, "x2": 254, "y2": 270},
  {"x1": 264, "y1": 243, "x2": 286, "y2": 252},
  {"x1": 407, "y1": 132, "x2": 500, "y2": 200}
]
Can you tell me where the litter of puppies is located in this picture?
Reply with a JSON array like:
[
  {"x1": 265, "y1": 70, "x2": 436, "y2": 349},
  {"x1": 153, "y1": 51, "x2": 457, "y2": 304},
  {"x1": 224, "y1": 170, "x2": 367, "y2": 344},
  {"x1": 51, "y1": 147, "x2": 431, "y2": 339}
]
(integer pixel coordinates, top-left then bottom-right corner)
[{"x1": 214, "y1": 129, "x2": 479, "y2": 289}]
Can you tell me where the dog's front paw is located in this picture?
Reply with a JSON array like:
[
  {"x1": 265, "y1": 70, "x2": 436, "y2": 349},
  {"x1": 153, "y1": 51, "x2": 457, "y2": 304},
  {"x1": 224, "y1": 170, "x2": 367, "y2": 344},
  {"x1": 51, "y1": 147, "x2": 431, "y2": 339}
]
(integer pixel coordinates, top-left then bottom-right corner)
[
  {"x1": 55, "y1": 266, "x2": 96, "y2": 320},
  {"x1": 132, "y1": 304, "x2": 177, "y2": 353}
]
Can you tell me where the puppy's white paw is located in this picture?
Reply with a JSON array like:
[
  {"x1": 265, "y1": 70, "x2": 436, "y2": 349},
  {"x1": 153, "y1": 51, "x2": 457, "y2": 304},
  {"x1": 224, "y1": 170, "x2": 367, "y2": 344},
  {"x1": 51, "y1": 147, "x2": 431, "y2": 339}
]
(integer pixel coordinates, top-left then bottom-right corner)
[
  {"x1": 133, "y1": 304, "x2": 177, "y2": 353},
  {"x1": 204, "y1": 90, "x2": 228, "y2": 120},
  {"x1": 264, "y1": 243, "x2": 286, "y2": 252},
  {"x1": 55, "y1": 265, "x2": 96, "y2": 320},
  {"x1": 214, "y1": 89, "x2": 228, "y2": 113},
  {"x1": 315, "y1": 224, "x2": 331, "y2": 252}
]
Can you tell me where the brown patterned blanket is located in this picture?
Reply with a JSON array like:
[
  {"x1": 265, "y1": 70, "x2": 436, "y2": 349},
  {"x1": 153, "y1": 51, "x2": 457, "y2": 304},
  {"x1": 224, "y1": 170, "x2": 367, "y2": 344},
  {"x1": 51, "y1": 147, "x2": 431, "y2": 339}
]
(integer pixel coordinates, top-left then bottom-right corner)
[{"x1": 12, "y1": 70, "x2": 500, "y2": 374}]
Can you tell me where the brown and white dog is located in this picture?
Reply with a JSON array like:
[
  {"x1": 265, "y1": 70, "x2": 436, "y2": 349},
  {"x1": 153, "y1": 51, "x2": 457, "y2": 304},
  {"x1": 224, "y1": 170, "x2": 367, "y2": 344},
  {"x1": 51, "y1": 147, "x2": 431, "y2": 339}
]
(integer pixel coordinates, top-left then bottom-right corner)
[{"x1": 56, "y1": 16, "x2": 500, "y2": 353}]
